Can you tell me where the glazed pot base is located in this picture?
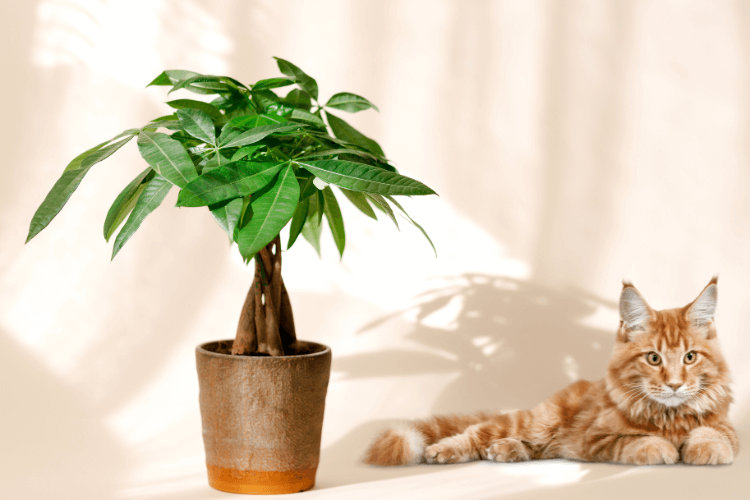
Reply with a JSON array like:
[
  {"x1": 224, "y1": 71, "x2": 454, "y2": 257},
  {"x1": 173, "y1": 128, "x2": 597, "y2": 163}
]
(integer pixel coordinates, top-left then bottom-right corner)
[{"x1": 207, "y1": 465, "x2": 316, "y2": 494}]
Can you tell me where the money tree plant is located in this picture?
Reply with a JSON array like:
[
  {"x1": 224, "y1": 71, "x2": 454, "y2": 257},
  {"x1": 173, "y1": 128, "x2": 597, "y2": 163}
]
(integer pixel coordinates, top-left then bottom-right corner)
[{"x1": 26, "y1": 58, "x2": 437, "y2": 357}]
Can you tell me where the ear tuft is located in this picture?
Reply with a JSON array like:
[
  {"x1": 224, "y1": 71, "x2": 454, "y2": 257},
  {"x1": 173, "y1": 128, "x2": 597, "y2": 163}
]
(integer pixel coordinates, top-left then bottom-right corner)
[
  {"x1": 619, "y1": 285, "x2": 652, "y2": 336},
  {"x1": 687, "y1": 279, "x2": 717, "y2": 327}
]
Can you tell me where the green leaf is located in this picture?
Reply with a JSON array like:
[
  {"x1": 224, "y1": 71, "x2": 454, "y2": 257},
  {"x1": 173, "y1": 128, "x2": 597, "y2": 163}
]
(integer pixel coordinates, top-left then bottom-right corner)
[
  {"x1": 231, "y1": 144, "x2": 262, "y2": 161},
  {"x1": 111, "y1": 175, "x2": 172, "y2": 259},
  {"x1": 27, "y1": 131, "x2": 138, "y2": 243},
  {"x1": 298, "y1": 147, "x2": 381, "y2": 162},
  {"x1": 144, "y1": 117, "x2": 181, "y2": 131},
  {"x1": 298, "y1": 172, "x2": 317, "y2": 200},
  {"x1": 79, "y1": 130, "x2": 139, "y2": 169},
  {"x1": 62, "y1": 139, "x2": 111, "y2": 172},
  {"x1": 301, "y1": 213, "x2": 322, "y2": 257},
  {"x1": 181, "y1": 85, "x2": 226, "y2": 96},
  {"x1": 283, "y1": 89, "x2": 312, "y2": 110},
  {"x1": 296, "y1": 160, "x2": 436, "y2": 195},
  {"x1": 322, "y1": 186, "x2": 345, "y2": 258},
  {"x1": 103, "y1": 167, "x2": 155, "y2": 241},
  {"x1": 367, "y1": 193, "x2": 399, "y2": 229},
  {"x1": 176, "y1": 108, "x2": 216, "y2": 145},
  {"x1": 147, "y1": 70, "x2": 198, "y2": 87},
  {"x1": 218, "y1": 123, "x2": 301, "y2": 149},
  {"x1": 176, "y1": 161, "x2": 283, "y2": 207},
  {"x1": 210, "y1": 197, "x2": 243, "y2": 240},
  {"x1": 326, "y1": 92, "x2": 379, "y2": 113},
  {"x1": 149, "y1": 115, "x2": 178, "y2": 123},
  {"x1": 274, "y1": 57, "x2": 319, "y2": 100},
  {"x1": 169, "y1": 130, "x2": 203, "y2": 150},
  {"x1": 166, "y1": 99, "x2": 222, "y2": 121},
  {"x1": 309, "y1": 189, "x2": 325, "y2": 225},
  {"x1": 226, "y1": 114, "x2": 285, "y2": 129},
  {"x1": 147, "y1": 72, "x2": 173, "y2": 87},
  {"x1": 222, "y1": 76, "x2": 250, "y2": 92},
  {"x1": 236, "y1": 164, "x2": 300, "y2": 259},
  {"x1": 252, "y1": 89, "x2": 281, "y2": 111},
  {"x1": 168, "y1": 75, "x2": 234, "y2": 95},
  {"x1": 266, "y1": 102, "x2": 295, "y2": 118},
  {"x1": 27, "y1": 169, "x2": 91, "y2": 243},
  {"x1": 252, "y1": 77, "x2": 295, "y2": 90},
  {"x1": 235, "y1": 195, "x2": 253, "y2": 236},
  {"x1": 213, "y1": 94, "x2": 255, "y2": 116},
  {"x1": 305, "y1": 131, "x2": 390, "y2": 164},
  {"x1": 201, "y1": 151, "x2": 232, "y2": 174},
  {"x1": 385, "y1": 195, "x2": 436, "y2": 256},
  {"x1": 338, "y1": 153, "x2": 397, "y2": 172},
  {"x1": 137, "y1": 131, "x2": 198, "y2": 188},
  {"x1": 187, "y1": 145, "x2": 211, "y2": 157},
  {"x1": 287, "y1": 197, "x2": 309, "y2": 250},
  {"x1": 326, "y1": 112, "x2": 385, "y2": 157},
  {"x1": 290, "y1": 109, "x2": 325, "y2": 127},
  {"x1": 339, "y1": 188, "x2": 377, "y2": 219},
  {"x1": 105, "y1": 183, "x2": 147, "y2": 242}
]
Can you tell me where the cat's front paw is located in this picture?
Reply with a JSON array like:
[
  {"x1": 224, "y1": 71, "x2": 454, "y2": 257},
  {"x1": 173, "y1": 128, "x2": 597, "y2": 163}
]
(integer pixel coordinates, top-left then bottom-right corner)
[
  {"x1": 485, "y1": 438, "x2": 530, "y2": 462},
  {"x1": 425, "y1": 442, "x2": 464, "y2": 464},
  {"x1": 682, "y1": 428, "x2": 734, "y2": 465},
  {"x1": 624, "y1": 436, "x2": 678, "y2": 465}
]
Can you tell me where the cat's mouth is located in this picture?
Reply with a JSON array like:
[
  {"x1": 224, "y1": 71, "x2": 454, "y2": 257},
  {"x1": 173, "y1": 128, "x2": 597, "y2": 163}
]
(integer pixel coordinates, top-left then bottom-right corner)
[{"x1": 651, "y1": 394, "x2": 688, "y2": 407}]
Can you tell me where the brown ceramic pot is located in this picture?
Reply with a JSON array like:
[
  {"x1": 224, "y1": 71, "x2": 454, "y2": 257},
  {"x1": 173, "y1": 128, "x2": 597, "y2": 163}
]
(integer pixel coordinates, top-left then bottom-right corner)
[{"x1": 195, "y1": 340, "x2": 332, "y2": 495}]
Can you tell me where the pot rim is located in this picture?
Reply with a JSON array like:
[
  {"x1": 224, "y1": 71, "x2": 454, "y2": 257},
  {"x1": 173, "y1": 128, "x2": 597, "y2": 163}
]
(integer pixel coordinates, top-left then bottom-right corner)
[{"x1": 196, "y1": 339, "x2": 331, "y2": 360}]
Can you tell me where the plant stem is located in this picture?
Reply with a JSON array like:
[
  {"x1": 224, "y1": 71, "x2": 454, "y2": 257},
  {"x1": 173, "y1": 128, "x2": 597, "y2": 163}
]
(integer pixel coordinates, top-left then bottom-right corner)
[
  {"x1": 254, "y1": 257, "x2": 267, "y2": 353},
  {"x1": 232, "y1": 234, "x2": 297, "y2": 356},
  {"x1": 232, "y1": 274, "x2": 257, "y2": 355}
]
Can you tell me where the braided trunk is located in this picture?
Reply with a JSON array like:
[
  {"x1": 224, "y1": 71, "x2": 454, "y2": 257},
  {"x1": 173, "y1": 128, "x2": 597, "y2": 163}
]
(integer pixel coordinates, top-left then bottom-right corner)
[{"x1": 232, "y1": 235, "x2": 298, "y2": 356}]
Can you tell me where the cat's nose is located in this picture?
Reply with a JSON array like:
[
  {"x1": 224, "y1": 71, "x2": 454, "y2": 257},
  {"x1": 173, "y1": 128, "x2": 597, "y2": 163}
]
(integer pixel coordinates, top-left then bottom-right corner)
[{"x1": 666, "y1": 383, "x2": 682, "y2": 391}]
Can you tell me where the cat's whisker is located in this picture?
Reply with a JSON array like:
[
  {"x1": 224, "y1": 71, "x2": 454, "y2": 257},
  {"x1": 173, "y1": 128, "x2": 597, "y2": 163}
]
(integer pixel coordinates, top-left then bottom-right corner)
[
  {"x1": 616, "y1": 386, "x2": 646, "y2": 407},
  {"x1": 619, "y1": 387, "x2": 643, "y2": 399}
]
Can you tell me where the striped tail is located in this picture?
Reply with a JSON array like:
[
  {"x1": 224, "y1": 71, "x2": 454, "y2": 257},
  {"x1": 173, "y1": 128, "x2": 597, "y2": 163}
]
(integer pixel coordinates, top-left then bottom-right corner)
[{"x1": 363, "y1": 411, "x2": 495, "y2": 466}]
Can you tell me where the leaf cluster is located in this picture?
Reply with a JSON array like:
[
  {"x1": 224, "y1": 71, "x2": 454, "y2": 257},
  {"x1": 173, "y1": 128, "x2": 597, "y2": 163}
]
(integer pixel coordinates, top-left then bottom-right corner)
[{"x1": 26, "y1": 58, "x2": 437, "y2": 261}]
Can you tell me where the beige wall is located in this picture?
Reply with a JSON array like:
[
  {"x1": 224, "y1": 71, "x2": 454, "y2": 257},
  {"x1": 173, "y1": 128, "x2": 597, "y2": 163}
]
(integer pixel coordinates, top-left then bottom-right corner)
[{"x1": 1, "y1": 1, "x2": 749, "y2": 498}]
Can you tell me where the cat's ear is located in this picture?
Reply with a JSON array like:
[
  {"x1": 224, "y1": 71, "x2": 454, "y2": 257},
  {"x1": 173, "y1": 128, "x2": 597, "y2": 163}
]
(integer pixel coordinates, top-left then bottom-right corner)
[
  {"x1": 685, "y1": 276, "x2": 718, "y2": 330},
  {"x1": 619, "y1": 281, "x2": 653, "y2": 340}
]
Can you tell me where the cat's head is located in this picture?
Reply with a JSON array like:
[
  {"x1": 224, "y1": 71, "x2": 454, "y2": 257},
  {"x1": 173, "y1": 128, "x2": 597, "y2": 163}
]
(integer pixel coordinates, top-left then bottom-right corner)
[{"x1": 606, "y1": 277, "x2": 732, "y2": 421}]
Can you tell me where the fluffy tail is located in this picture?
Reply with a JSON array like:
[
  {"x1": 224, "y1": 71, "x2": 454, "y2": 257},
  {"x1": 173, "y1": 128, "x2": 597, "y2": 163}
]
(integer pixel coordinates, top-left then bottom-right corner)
[{"x1": 363, "y1": 411, "x2": 494, "y2": 466}]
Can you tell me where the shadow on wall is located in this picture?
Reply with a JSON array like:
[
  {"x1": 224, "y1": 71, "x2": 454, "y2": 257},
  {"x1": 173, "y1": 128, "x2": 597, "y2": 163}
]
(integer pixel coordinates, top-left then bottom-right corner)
[
  {"x1": 339, "y1": 274, "x2": 617, "y2": 413},
  {"x1": 317, "y1": 274, "x2": 620, "y2": 487}
]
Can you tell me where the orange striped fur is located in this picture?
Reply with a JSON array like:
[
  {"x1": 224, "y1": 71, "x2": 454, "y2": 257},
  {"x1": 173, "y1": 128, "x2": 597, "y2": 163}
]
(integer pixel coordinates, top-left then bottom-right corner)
[{"x1": 364, "y1": 278, "x2": 738, "y2": 466}]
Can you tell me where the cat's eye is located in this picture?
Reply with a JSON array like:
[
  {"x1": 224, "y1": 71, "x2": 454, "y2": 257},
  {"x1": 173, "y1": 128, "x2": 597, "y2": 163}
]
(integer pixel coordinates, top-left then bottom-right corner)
[
  {"x1": 684, "y1": 351, "x2": 698, "y2": 364},
  {"x1": 646, "y1": 352, "x2": 661, "y2": 365}
]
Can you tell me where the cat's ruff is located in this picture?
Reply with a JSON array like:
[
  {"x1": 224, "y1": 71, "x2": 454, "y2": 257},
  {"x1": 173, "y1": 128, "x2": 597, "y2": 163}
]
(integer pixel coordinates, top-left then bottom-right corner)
[{"x1": 364, "y1": 277, "x2": 738, "y2": 466}]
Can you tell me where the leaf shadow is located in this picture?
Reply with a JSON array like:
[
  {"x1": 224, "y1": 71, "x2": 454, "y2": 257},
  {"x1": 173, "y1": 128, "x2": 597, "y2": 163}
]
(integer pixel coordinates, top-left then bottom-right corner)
[{"x1": 340, "y1": 274, "x2": 616, "y2": 413}]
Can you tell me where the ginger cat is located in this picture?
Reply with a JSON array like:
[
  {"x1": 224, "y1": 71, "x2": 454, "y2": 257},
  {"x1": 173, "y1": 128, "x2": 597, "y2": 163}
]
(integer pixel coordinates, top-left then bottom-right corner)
[{"x1": 364, "y1": 278, "x2": 738, "y2": 466}]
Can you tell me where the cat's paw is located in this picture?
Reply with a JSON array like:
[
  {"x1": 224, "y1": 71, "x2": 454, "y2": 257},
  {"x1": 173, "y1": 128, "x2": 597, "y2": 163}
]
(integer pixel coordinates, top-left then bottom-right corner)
[
  {"x1": 425, "y1": 442, "x2": 465, "y2": 464},
  {"x1": 625, "y1": 436, "x2": 678, "y2": 465},
  {"x1": 682, "y1": 428, "x2": 733, "y2": 465},
  {"x1": 485, "y1": 438, "x2": 530, "y2": 462}
]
